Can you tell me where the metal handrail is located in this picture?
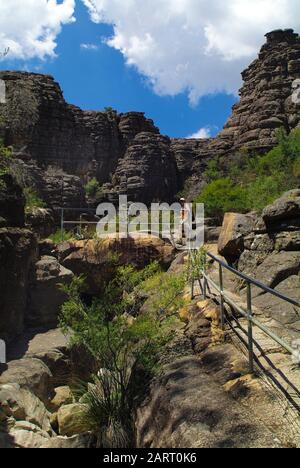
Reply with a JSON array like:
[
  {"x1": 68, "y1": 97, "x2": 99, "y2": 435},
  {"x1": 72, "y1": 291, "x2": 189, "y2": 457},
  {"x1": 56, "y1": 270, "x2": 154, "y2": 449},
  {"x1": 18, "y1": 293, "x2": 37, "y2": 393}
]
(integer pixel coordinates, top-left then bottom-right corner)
[
  {"x1": 207, "y1": 251, "x2": 300, "y2": 308},
  {"x1": 189, "y1": 249, "x2": 300, "y2": 373}
]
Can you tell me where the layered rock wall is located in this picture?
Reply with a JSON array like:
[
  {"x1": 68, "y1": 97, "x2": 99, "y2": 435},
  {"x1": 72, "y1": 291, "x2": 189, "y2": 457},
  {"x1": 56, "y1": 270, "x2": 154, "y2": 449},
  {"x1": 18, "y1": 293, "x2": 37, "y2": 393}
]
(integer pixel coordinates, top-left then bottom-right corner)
[{"x1": 0, "y1": 29, "x2": 299, "y2": 204}]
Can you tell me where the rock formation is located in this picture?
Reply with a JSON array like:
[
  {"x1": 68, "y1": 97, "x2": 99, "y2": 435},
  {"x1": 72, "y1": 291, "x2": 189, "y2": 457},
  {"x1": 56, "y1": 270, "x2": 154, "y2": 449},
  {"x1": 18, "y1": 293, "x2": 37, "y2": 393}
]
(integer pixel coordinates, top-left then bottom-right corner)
[
  {"x1": 218, "y1": 189, "x2": 300, "y2": 338},
  {"x1": 0, "y1": 29, "x2": 299, "y2": 204}
]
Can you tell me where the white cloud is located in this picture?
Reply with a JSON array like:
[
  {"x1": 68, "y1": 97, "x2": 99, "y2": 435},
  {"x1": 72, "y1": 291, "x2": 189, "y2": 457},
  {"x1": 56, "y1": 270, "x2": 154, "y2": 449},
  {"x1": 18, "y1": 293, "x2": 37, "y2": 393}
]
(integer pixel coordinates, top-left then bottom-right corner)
[
  {"x1": 82, "y1": 0, "x2": 300, "y2": 104},
  {"x1": 0, "y1": 0, "x2": 75, "y2": 60},
  {"x1": 80, "y1": 43, "x2": 99, "y2": 51},
  {"x1": 187, "y1": 127, "x2": 212, "y2": 139}
]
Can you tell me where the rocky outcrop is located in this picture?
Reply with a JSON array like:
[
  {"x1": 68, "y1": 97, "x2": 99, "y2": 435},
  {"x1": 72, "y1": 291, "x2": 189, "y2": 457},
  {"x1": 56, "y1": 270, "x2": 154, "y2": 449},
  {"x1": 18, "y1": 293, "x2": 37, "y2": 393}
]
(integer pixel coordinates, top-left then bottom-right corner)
[
  {"x1": 0, "y1": 173, "x2": 25, "y2": 227},
  {"x1": 0, "y1": 383, "x2": 53, "y2": 433},
  {"x1": 103, "y1": 132, "x2": 179, "y2": 204},
  {"x1": 60, "y1": 235, "x2": 176, "y2": 295},
  {"x1": 0, "y1": 228, "x2": 37, "y2": 342},
  {"x1": 57, "y1": 404, "x2": 90, "y2": 437},
  {"x1": 40, "y1": 433, "x2": 93, "y2": 449},
  {"x1": 10, "y1": 158, "x2": 87, "y2": 216},
  {"x1": 262, "y1": 189, "x2": 300, "y2": 224},
  {"x1": 25, "y1": 208, "x2": 55, "y2": 239},
  {"x1": 0, "y1": 358, "x2": 53, "y2": 404},
  {"x1": 136, "y1": 299, "x2": 285, "y2": 448},
  {"x1": 220, "y1": 29, "x2": 300, "y2": 154},
  {"x1": 218, "y1": 213, "x2": 256, "y2": 262},
  {"x1": 1, "y1": 29, "x2": 299, "y2": 203},
  {"x1": 218, "y1": 190, "x2": 300, "y2": 336},
  {"x1": 27, "y1": 256, "x2": 74, "y2": 328}
]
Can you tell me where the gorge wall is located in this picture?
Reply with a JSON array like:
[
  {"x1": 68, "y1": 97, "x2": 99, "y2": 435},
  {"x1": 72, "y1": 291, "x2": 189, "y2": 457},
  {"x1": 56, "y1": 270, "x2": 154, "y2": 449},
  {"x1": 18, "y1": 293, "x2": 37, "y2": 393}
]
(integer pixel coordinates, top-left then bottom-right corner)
[{"x1": 0, "y1": 29, "x2": 300, "y2": 206}]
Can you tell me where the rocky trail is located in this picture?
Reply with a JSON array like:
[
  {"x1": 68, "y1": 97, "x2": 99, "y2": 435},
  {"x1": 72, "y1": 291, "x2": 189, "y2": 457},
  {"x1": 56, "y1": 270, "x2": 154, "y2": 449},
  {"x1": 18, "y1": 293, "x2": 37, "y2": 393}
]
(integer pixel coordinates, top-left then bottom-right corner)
[{"x1": 136, "y1": 294, "x2": 300, "y2": 448}]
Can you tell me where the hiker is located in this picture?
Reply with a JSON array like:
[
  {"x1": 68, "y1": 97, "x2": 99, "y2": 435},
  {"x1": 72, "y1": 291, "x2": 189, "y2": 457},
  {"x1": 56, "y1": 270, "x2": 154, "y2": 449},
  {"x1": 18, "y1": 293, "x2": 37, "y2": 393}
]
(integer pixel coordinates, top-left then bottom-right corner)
[{"x1": 176, "y1": 197, "x2": 192, "y2": 245}]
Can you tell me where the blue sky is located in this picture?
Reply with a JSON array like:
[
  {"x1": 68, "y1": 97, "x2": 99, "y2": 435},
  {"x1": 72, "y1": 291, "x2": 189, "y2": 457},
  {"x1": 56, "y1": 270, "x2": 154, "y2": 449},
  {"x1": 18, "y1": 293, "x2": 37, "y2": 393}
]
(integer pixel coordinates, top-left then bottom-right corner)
[
  {"x1": 0, "y1": 1, "x2": 236, "y2": 138},
  {"x1": 1, "y1": 0, "x2": 298, "y2": 138}
]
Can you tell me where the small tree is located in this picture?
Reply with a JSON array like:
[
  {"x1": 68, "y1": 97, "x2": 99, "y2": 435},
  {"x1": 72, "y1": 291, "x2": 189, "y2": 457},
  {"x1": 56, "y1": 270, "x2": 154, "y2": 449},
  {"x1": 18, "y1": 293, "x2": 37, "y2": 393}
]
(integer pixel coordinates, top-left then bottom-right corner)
[
  {"x1": 60, "y1": 263, "x2": 188, "y2": 447},
  {"x1": 84, "y1": 177, "x2": 103, "y2": 199}
]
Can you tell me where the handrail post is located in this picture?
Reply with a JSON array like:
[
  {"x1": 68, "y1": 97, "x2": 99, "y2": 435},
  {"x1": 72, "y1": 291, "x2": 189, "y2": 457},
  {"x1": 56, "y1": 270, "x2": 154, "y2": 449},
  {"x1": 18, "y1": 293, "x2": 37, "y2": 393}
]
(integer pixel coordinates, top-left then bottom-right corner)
[
  {"x1": 61, "y1": 208, "x2": 64, "y2": 242},
  {"x1": 190, "y1": 251, "x2": 195, "y2": 300},
  {"x1": 191, "y1": 276, "x2": 195, "y2": 300},
  {"x1": 247, "y1": 282, "x2": 254, "y2": 374},
  {"x1": 203, "y1": 252, "x2": 207, "y2": 300},
  {"x1": 219, "y1": 264, "x2": 225, "y2": 330}
]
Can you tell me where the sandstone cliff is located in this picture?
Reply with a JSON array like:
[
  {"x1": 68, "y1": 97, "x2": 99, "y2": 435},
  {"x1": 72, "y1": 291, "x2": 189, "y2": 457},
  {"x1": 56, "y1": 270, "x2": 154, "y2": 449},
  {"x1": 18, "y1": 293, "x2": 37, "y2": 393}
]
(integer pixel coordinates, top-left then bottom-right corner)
[{"x1": 0, "y1": 29, "x2": 299, "y2": 205}]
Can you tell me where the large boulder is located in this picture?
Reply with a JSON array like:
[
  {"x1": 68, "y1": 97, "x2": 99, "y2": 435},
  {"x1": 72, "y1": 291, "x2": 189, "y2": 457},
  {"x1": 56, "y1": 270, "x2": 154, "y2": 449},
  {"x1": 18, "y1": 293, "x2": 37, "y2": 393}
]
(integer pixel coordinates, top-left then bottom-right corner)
[
  {"x1": 218, "y1": 213, "x2": 256, "y2": 262},
  {"x1": 253, "y1": 275, "x2": 300, "y2": 334},
  {"x1": 0, "y1": 228, "x2": 37, "y2": 342},
  {"x1": 274, "y1": 231, "x2": 300, "y2": 251},
  {"x1": 27, "y1": 256, "x2": 74, "y2": 328},
  {"x1": 252, "y1": 251, "x2": 300, "y2": 293},
  {"x1": 40, "y1": 433, "x2": 93, "y2": 449},
  {"x1": 262, "y1": 190, "x2": 300, "y2": 224},
  {"x1": 25, "y1": 207, "x2": 55, "y2": 239},
  {"x1": 5, "y1": 421, "x2": 50, "y2": 448},
  {"x1": 0, "y1": 383, "x2": 52, "y2": 433},
  {"x1": 61, "y1": 235, "x2": 175, "y2": 295},
  {"x1": 0, "y1": 358, "x2": 53, "y2": 404},
  {"x1": 57, "y1": 403, "x2": 90, "y2": 437},
  {"x1": 50, "y1": 386, "x2": 73, "y2": 412}
]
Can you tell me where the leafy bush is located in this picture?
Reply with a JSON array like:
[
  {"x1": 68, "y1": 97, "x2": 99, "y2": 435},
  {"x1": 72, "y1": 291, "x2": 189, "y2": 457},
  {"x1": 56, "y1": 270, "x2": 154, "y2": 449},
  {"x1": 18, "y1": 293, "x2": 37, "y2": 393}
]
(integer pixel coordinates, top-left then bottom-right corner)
[
  {"x1": 60, "y1": 263, "x2": 188, "y2": 446},
  {"x1": 24, "y1": 187, "x2": 46, "y2": 212},
  {"x1": 196, "y1": 128, "x2": 300, "y2": 217},
  {"x1": 0, "y1": 139, "x2": 12, "y2": 159},
  {"x1": 48, "y1": 229, "x2": 75, "y2": 244},
  {"x1": 0, "y1": 140, "x2": 12, "y2": 181},
  {"x1": 84, "y1": 177, "x2": 103, "y2": 199},
  {"x1": 194, "y1": 178, "x2": 248, "y2": 219}
]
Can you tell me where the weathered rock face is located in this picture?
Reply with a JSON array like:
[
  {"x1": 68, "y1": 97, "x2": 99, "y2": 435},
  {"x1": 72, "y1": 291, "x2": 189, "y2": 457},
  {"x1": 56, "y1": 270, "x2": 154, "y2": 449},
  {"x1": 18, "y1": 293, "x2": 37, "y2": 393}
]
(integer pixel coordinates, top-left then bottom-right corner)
[
  {"x1": 57, "y1": 403, "x2": 90, "y2": 437},
  {"x1": 27, "y1": 256, "x2": 74, "y2": 328},
  {"x1": 0, "y1": 383, "x2": 52, "y2": 433},
  {"x1": 262, "y1": 189, "x2": 300, "y2": 224},
  {"x1": 0, "y1": 173, "x2": 25, "y2": 227},
  {"x1": 0, "y1": 228, "x2": 37, "y2": 342},
  {"x1": 220, "y1": 29, "x2": 300, "y2": 154},
  {"x1": 219, "y1": 190, "x2": 300, "y2": 336},
  {"x1": 40, "y1": 433, "x2": 93, "y2": 449},
  {"x1": 1, "y1": 29, "x2": 299, "y2": 203},
  {"x1": 10, "y1": 158, "x2": 87, "y2": 215},
  {"x1": 0, "y1": 358, "x2": 54, "y2": 404},
  {"x1": 25, "y1": 208, "x2": 55, "y2": 239},
  {"x1": 218, "y1": 213, "x2": 256, "y2": 262},
  {"x1": 136, "y1": 299, "x2": 282, "y2": 449},
  {"x1": 60, "y1": 235, "x2": 176, "y2": 295},
  {"x1": 104, "y1": 132, "x2": 179, "y2": 204}
]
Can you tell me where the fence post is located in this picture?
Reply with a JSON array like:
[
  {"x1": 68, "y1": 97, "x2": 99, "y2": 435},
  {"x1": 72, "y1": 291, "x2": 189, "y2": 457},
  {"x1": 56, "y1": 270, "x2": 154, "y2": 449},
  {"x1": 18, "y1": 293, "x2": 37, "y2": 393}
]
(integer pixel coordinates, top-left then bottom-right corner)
[
  {"x1": 203, "y1": 252, "x2": 207, "y2": 300},
  {"x1": 247, "y1": 282, "x2": 254, "y2": 374},
  {"x1": 61, "y1": 208, "x2": 64, "y2": 242},
  {"x1": 190, "y1": 251, "x2": 195, "y2": 300},
  {"x1": 219, "y1": 264, "x2": 225, "y2": 330}
]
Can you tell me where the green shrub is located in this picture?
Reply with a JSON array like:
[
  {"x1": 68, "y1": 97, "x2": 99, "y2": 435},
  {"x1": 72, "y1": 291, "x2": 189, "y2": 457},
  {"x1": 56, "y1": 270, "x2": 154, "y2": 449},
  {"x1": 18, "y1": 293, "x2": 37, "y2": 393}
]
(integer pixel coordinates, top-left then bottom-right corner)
[
  {"x1": 194, "y1": 178, "x2": 248, "y2": 219},
  {"x1": 195, "y1": 128, "x2": 300, "y2": 218},
  {"x1": 0, "y1": 139, "x2": 12, "y2": 159},
  {"x1": 60, "y1": 263, "x2": 188, "y2": 445},
  {"x1": 204, "y1": 158, "x2": 220, "y2": 182},
  {"x1": 48, "y1": 229, "x2": 75, "y2": 244},
  {"x1": 84, "y1": 177, "x2": 103, "y2": 199},
  {"x1": 24, "y1": 187, "x2": 46, "y2": 213}
]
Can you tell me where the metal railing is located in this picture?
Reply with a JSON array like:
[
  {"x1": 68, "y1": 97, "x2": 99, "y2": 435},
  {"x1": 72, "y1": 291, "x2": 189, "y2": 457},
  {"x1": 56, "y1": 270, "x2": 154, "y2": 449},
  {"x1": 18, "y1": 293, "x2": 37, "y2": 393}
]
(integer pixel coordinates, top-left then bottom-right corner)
[{"x1": 190, "y1": 250, "x2": 300, "y2": 374}]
